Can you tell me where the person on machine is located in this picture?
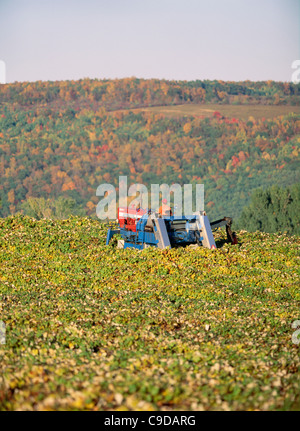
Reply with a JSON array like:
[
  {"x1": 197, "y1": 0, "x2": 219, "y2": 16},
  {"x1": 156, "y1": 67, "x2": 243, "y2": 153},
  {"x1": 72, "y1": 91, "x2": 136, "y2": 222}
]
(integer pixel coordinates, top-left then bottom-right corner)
[{"x1": 159, "y1": 198, "x2": 172, "y2": 217}]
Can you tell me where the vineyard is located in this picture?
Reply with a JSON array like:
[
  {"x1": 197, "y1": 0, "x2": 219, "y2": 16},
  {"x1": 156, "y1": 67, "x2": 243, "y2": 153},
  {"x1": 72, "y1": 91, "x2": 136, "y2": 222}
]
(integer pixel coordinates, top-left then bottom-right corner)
[{"x1": 0, "y1": 216, "x2": 299, "y2": 411}]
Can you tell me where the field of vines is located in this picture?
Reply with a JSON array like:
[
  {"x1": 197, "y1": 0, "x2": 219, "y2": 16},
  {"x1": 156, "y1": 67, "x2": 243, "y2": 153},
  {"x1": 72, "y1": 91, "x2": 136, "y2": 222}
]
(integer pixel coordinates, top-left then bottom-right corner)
[{"x1": 0, "y1": 216, "x2": 299, "y2": 411}]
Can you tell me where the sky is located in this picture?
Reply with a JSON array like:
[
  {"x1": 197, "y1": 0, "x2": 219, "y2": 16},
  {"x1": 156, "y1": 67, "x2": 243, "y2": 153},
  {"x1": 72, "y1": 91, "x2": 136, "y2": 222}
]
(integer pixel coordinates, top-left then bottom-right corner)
[{"x1": 0, "y1": 0, "x2": 299, "y2": 83}]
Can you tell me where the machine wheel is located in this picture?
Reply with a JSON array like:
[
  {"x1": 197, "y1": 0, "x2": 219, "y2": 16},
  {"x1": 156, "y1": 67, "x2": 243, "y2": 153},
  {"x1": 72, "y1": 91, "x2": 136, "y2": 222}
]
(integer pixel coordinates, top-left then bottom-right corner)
[{"x1": 195, "y1": 231, "x2": 202, "y2": 246}]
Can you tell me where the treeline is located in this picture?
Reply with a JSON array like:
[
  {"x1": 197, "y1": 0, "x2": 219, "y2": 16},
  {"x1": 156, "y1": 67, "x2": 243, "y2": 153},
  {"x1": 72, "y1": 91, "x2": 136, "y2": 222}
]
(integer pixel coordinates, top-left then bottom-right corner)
[
  {"x1": 1, "y1": 77, "x2": 300, "y2": 110},
  {"x1": 21, "y1": 196, "x2": 85, "y2": 220},
  {"x1": 19, "y1": 183, "x2": 300, "y2": 236},
  {"x1": 0, "y1": 96, "x2": 299, "y2": 221}
]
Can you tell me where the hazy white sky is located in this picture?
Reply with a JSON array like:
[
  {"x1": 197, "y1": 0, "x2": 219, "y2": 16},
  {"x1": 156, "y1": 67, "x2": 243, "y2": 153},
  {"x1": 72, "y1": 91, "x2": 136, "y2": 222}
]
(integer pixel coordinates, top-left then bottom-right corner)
[{"x1": 0, "y1": 0, "x2": 299, "y2": 83}]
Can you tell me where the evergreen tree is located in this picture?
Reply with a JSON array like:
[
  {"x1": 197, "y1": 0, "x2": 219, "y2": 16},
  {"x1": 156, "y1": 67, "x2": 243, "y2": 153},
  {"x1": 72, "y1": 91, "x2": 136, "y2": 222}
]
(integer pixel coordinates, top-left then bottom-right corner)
[{"x1": 237, "y1": 183, "x2": 300, "y2": 235}]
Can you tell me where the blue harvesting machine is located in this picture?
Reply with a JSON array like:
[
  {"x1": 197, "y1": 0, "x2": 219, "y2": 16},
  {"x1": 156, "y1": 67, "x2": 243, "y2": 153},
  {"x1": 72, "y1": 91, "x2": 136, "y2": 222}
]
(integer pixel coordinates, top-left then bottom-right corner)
[{"x1": 106, "y1": 207, "x2": 237, "y2": 250}]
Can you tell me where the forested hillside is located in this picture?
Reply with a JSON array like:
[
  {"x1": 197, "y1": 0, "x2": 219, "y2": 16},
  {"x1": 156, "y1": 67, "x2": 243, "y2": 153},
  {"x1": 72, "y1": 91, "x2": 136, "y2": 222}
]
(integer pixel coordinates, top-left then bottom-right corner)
[
  {"x1": 0, "y1": 78, "x2": 299, "y2": 221},
  {"x1": 1, "y1": 78, "x2": 300, "y2": 108}
]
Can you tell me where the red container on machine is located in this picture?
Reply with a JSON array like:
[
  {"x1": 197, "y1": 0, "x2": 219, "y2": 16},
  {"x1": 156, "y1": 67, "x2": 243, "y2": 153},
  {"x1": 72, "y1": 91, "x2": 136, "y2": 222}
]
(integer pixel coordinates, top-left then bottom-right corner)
[{"x1": 117, "y1": 206, "x2": 147, "y2": 232}]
